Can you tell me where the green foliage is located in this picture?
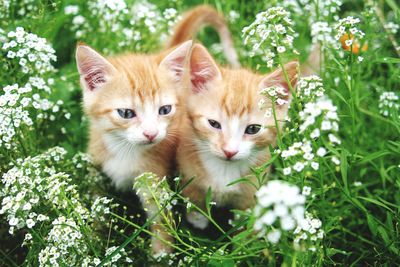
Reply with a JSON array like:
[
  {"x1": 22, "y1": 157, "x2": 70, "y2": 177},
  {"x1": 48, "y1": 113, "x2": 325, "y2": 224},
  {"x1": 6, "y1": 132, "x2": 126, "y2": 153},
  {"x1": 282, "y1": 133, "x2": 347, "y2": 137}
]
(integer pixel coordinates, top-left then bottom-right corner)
[{"x1": 0, "y1": 0, "x2": 399, "y2": 266}]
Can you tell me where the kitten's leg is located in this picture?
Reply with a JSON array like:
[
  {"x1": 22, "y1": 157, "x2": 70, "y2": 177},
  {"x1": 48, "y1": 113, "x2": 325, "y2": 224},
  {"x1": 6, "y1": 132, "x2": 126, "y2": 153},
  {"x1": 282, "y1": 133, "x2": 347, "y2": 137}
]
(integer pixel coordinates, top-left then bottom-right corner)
[
  {"x1": 186, "y1": 210, "x2": 209, "y2": 230},
  {"x1": 137, "y1": 194, "x2": 173, "y2": 256},
  {"x1": 182, "y1": 183, "x2": 210, "y2": 229}
]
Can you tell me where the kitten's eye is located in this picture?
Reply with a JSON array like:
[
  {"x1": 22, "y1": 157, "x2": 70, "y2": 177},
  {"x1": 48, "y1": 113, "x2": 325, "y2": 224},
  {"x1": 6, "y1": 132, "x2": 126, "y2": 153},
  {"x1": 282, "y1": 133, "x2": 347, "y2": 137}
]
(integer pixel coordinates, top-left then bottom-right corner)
[
  {"x1": 159, "y1": 105, "x2": 172, "y2": 115},
  {"x1": 208, "y1": 119, "x2": 221, "y2": 129},
  {"x1": 245, "y1": 124, "x2": 261, "y2": 135},
  {"x1": 117, "y1": 108, "x2": 136, "y2": 119}
]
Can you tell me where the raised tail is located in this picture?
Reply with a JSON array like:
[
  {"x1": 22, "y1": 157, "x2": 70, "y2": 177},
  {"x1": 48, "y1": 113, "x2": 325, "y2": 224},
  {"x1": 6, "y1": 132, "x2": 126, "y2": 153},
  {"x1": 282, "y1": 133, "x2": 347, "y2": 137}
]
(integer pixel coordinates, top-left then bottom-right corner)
[{"x1": 167, "y1": 5, "x2": 240, "y2": 68}]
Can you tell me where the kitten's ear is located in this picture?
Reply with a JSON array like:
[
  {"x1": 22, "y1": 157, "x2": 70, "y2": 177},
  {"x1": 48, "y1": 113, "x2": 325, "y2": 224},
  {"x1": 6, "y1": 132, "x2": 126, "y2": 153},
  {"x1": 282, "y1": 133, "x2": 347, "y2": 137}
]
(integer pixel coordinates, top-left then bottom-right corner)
[
  {"x1": 260, "y1": 61, "x2": 299, "y2": 124},
  {"x1": 76, "y1": 44, "x2": 117, "y2": 91},
  {"x1": 189, "y1": 44, "x2": 222, "y2": 94},
  {"x1": 159, "y1": 40, "x2": 192, "y2": 82},
  {"x1": 259, "y1": 61, "x2": 299, "y2": 101}
]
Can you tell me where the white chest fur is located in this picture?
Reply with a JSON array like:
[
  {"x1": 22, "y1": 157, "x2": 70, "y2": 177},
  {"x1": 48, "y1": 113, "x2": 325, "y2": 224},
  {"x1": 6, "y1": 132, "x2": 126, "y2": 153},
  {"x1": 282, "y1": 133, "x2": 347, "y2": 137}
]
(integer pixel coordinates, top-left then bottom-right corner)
[
  {"x1": 198, "y1": 153, "x2": 251, "y2": 205},
  {"x1": 102, "y1": 134, "x2": 146, "y2": 190}
]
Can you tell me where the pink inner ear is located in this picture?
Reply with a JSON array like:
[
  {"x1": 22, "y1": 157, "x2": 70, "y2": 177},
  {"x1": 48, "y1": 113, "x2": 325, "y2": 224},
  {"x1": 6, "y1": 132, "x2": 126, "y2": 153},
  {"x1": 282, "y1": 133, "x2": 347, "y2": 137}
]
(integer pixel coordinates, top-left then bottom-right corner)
[
  {"x1": 191, "y1": 74, "x2": 207, "y2": 94},
  {"x1": 82, "y1": 66, "x2": 106, "y2": 91},
  {"x1": 189, "y1": 45, "x2": 221, "y2": 94},
  {"x1": 76, "y1": 45, "x2": 115, "y2": 92},
  {"x1": 260, "y1": 61, "x2": 299, "y2": 100},
  {"x1": 159, "y1": 41, "x2": 192, "y2": 82},
  {"x1": 168, "y1": 55, "x2": 185, "y2": 81},
  {"x1": 277, "y1": 81, "x2": 291, "y2": 98}
]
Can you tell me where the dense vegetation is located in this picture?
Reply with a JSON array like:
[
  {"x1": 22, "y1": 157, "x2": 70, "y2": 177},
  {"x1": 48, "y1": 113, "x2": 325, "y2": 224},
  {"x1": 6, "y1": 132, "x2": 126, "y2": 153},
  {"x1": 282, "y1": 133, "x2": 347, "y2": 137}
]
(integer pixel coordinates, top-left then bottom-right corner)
[{"x1": 0, "y1": 0, "x2": 399, "y2": 266}]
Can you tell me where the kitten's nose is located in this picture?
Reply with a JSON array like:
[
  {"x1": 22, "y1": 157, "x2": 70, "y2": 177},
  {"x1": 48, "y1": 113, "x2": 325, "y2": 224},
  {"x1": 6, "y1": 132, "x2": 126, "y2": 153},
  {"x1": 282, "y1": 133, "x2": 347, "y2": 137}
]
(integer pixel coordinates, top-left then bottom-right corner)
[
  {"x1": 143, "y1": 131, "x2": 158, "y2": 142},
  {"x1": 223, "y1": 149, "x2": 238, "y2": 159}
]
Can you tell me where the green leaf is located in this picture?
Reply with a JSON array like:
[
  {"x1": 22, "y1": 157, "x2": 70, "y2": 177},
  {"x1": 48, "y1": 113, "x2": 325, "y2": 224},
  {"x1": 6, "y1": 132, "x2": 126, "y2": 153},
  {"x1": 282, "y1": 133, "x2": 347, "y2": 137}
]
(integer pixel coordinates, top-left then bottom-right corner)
[
  {"x1": 326, "y1": 248, "x2": 349, "y2": 257},
  {"x1": 208, "y1": 259, "x2": 236, "y2": 267},
  {"x1": 385, "y1": 0, "x2": 399, "y2": 17},
  {"x1": 386, "y1": 212, "x2": 394, "y2": 234},
  {"x1": 358, "y1": 151, "x2": 392, "y2": 164},
  {"x1": 340, "y1": 150, "x2": 349, "y2": 194},
  {"x1": 377, "y1": 226, "x2": 390, "y2": 245},
  {"x1": 367, "y1": 214, "x2": 378, "y2": 237},
  {"x1": 358, "y1": 197, "x2": 394, "y2": 212},
  {"x1": 375, "y1": 57, "x2": 400, "y2": 64}
]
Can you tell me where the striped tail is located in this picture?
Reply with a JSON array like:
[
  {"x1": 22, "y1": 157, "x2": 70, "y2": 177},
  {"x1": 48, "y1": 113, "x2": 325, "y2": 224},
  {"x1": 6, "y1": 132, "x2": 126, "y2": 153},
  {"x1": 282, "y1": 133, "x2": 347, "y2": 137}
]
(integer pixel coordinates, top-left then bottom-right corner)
[{"x1": 167, "y1": 5, "x2": 240, "y2": 68}]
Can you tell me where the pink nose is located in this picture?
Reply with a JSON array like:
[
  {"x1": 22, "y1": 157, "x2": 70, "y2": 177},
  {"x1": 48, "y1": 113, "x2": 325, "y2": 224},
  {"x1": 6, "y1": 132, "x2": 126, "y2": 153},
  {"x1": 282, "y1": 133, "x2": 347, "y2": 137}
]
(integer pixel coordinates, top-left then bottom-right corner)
[
  {"x1": 143, "y1": 131, "x2": 158, "y2": 141},
  {"x1": 223, "y1": 149, "x2": 238, "y2": 159}
]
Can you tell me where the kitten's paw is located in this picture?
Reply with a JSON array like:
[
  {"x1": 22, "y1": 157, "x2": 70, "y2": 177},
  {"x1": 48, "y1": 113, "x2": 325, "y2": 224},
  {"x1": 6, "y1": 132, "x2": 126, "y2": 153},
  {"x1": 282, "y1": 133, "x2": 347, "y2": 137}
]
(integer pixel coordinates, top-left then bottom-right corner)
[
  {"x1": 186, "y1": 211, "x2": 209, "y2": 230},
  {"x1": 151, "y1": 236, "x2": 173, "y2": 257}
]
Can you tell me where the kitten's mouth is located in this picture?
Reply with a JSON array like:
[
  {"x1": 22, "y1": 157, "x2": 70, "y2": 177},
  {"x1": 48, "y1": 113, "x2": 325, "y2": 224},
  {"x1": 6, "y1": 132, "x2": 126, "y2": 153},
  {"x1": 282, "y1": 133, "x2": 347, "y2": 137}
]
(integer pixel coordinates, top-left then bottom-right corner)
[
  {"x1": 140, "y1": 140, "x2": 157, "y2": 145},
  {"x1": 217, "y1": 155, "x2": 241, "y2": 162}
]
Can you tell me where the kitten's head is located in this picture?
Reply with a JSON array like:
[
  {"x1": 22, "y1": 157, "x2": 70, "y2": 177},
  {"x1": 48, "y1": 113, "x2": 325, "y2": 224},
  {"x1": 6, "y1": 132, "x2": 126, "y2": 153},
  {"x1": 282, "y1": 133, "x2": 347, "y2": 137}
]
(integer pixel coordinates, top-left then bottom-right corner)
[
  {"x1": 184, "y1": 44, "x2": 298, "y2": 162},
  {"x1": 76, "y1": 41, "x2": 192, "y2": 149}
]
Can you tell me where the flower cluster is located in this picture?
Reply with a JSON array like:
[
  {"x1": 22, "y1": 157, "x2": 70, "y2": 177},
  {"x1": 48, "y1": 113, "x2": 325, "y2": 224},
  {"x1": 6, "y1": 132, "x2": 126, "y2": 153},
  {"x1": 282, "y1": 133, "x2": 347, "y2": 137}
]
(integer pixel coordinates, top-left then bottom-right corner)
[
  {"x1": 279, "y1": 75, "x2": 341, "y2": 175},
  {"x1": 134, "y1": 172, "x2": 176, "y2": 212},
  {"x1": 243, "y1": 7, "x2": 297, "y2": 68},
  {"x1": 91, "y1": 197, "x2": 114, "y2": 222},
  {"x1": 305, "y1": 0, "x2": 342, "y2": 24},
  {"x1": 378, "y1": 91, "x2": 399, "y2": 117},
  {"x1": 89, "y1": 0, "x2": 128, "y2": 31},
  {"x1": 293, "y1": 213, "x2": 324, "y2": 251},
  {"x1": 0, "y1": 146, "x2": 125, "y2": 266},
  {"x1": 0, "y1": 79, "x2": 68, "y2": 150},
  {"x1": 0, "y1": 147, "x2": 71, "y2": 234},
  {"x1": 299, "y1": 97, "x2": 340, "y2": 136},
  {"x1": 259, "y1": 85, "x2": 289, "y2": 108},
  {"x1": 0, "y1": 0, "x2": 47, "y2": 20},
  {"x1": 2, "y1": 27, "x2": 56, "y2": 75},
  {"x1": 296, "y1": 75, "x2": 325, "y2": 101},
  {"x1": 66, "y1": 0, "x2": 179, "y2": 53},
  {"x1": 104, "y1": 246, "x2": 133, "y2": 266},
  {"x1": 130, "y1": 1, "x2": 180, "y2": 43},
  {"x1": 335, "y1": 16, "x2": 366, "y2": 54},
  {"x1": 270, "y1": 0, "x2": 342, "y2": 31},
  {"x1": 384, "y1": 22, "x2": 399, "y2": 35},
  {"x1": 38, "y1": 216, "x2": 87, "y2": 266},
  {"x1": 280, "y1": 140, "x2": 322, "y2": 174},
  {"x1": 254, "y1": 180, "x2": 306, "y2": 243},
  {"x1": 311, "y1": 21, "x2": 336, "y2": 48}
]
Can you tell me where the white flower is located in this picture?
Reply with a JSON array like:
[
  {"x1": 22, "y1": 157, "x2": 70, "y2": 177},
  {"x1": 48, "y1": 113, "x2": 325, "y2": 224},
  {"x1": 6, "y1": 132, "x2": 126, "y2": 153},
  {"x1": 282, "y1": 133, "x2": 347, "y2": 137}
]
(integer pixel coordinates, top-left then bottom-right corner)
[
  {"x1": 317, "y1": 147, "x2": 327, "y2": 157},
  {"x1": 331, "y1": 156, "x2": 341, "y2": 165},
  {"x1": 328, "y1": 134, "x2": 341, "y2": 144},
  {"x1": 311, "y1": 162, "x2": 319, "y2": 170},
  {"x1": 277, "y1": 46, "x2": 286, "y2": 53},
  {"x1": 293, "y1": 162, "x2": 305, "y2": 172},
  {"x1": 260, "y1": 211, "x2": 276, "y2": 226},
  {"x1": 310, "y1": 128, "x2": 320, "y2": 138},
  {"x1": 9, "y1": 217, "x2": 19, "y2": 226},
  {"x1": 267, "y1": 229, "x2": 281, "y2": 244},
  {"x1": 64, "y1": 5, "x2": 79, "y2": 15},
  {"x1": 26, "y1": 219, "x2": 35, "y2": 228},
  {"x1": 302, "y1": 186, "x2": 311, "y2": 196},
  {"x1": 379, "y1": 91, "x2": 399, "y2": 117},
  {"x1": 297, "y1": 76, "x2": 325, "y2": 101},
  {"x1": 334, "y1": 16, "x2": 364, "y2": 42},
  {"x1": 255, "y1": 181, "x2": 306, "y2": 237},
  {"x1": 283, "y1": 167, "x2": 291, "y2": 175},
  {"x1": 243, "y1": 7, "x2": 296, "y2": 66}
]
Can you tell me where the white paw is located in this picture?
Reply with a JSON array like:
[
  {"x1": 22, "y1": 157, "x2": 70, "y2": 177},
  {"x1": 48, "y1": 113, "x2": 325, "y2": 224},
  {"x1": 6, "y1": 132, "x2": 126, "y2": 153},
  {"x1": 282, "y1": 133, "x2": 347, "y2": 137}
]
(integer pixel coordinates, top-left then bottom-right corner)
[{"x1": 186, "y1": 211, "x2": 209, "y2": 230}]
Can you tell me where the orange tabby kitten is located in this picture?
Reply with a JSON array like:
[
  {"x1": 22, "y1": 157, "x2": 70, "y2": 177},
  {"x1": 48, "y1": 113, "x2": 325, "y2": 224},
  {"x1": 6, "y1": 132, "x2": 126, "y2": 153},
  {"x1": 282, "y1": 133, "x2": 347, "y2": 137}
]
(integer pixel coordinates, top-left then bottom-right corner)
[
  {"x1": 76, "y1": 5, "x2": 239, "y2": 254},
  {"x1": 177, "y1": 44, "x2": 298, "y2": 229}
]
